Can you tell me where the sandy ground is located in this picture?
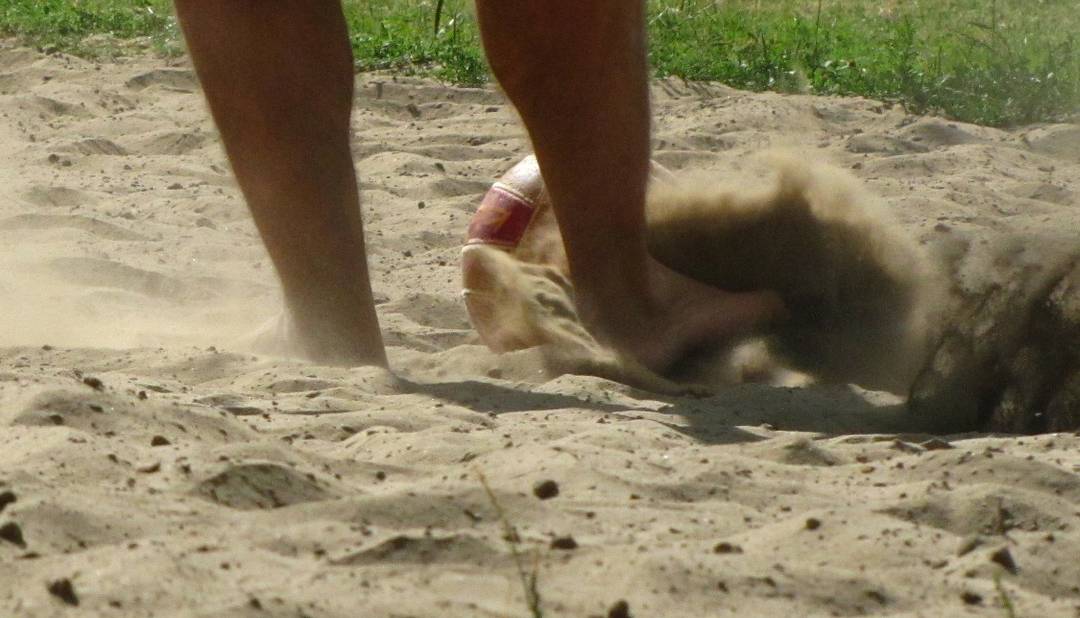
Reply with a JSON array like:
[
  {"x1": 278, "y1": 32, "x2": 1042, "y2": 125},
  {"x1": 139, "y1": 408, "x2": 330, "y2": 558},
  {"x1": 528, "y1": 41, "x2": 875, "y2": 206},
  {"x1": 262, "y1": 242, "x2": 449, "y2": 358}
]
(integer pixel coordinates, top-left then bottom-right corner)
[{"x1": 1, "y1": 43, "x2": 1079, "y2": 617}]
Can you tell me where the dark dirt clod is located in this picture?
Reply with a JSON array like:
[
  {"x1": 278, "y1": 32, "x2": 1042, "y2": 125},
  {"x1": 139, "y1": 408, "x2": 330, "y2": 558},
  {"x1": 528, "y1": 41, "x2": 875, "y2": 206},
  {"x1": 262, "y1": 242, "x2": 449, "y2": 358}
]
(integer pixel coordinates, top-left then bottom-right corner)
[
  {"x1": 865, "y1": 590, "x2": 888, "y2": 604},
  {"x1": 920, "y1": 439, "x2": 954, "y2": 450},
  {"x1": 46, "y1": 578, "x2": 79, "y2": 606},
  {"x1": 607, "y1": 600, "x2": 631, "y2": 618},
  {"x1": 990, "y1": 547, "x2": 1019, "y2": 574},
  {"x1": 957, "y1": 535, "x2": 983, "y2": 556},
  {"x1": 0, "y1": 522, "x2": 26, "y2": 547},
  {"x1": 533, "y1": 479, "x2": 559, "y2": 500},
  {"x1": 550, "y1": 536, "x2": 578, "y2": 550},
  {"x1": 82, "y1": 377, "x2": 104, "y2": 391},
  {"x1": 713, "y1": 542, "x2": 744, "y2": 554},
  {"x1": 375, "y1": 471, "x2": 387, "y2": 481},
  {"x1": 150, "y1": 435, "x2": 170, "y2": 447},
  {"x1": 0, "y1": 491, "x2": 15, "y2": 514},
  {"x1": 961, "y1": 591, "x2": 983, "y2": 605},
  {"x1": 136, "y1": 462, "x2": 161, "y2": 474},
  {"x1": 805, "y1": 518, "x2": 822, "y2": 530}
]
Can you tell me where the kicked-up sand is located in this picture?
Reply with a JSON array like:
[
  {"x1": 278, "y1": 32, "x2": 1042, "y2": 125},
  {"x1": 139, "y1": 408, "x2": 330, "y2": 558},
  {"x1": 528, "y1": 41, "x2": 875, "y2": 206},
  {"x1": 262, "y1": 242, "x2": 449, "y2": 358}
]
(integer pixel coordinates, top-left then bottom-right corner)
[{"x1": 0, "y1": 42, "x2": 1078, "y2": 617}]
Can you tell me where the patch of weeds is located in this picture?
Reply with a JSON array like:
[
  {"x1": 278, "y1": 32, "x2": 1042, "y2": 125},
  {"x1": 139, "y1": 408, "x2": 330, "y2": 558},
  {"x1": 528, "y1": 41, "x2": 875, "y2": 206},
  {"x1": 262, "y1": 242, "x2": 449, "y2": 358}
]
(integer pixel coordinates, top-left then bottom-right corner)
[{"x1": 0, "y1": 0, "x2": 180, "y2": 58}]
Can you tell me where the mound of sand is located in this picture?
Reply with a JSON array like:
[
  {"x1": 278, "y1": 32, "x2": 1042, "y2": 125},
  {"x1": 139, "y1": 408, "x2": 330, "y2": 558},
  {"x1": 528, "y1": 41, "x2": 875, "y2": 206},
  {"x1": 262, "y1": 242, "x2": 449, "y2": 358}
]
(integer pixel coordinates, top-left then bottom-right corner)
[{"x1": 1, "y1": 44, "x2": 1078, "y2": 616}]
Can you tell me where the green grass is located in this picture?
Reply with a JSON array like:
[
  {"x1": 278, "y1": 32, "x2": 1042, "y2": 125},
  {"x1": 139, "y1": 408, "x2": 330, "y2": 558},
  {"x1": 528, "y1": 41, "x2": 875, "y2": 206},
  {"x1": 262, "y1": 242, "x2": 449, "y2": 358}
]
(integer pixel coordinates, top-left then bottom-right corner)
[
  {"x1": 647, "y1": 0, "x2": 1079, "y2": 127},
  {"x1": 345, "y1": 0, "x2": 487, "y2": 86},
  {"x1": 0, "y1": 0, "x2": 181, "y2": 56},
  {"x1": 0, "y1": 0, "x2": 1077, "y2": 127}
]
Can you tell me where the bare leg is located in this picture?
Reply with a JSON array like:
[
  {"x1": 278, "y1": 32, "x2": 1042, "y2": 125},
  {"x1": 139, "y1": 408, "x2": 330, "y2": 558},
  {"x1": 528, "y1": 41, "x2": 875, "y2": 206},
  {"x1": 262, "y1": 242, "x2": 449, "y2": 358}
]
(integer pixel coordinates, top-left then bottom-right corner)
[
  {"x1": 475, "y1": 1, "x2": 784, "y2": 372},
  {"x1": 174, "y1": 0, "x2": 386, "y2": 366}
]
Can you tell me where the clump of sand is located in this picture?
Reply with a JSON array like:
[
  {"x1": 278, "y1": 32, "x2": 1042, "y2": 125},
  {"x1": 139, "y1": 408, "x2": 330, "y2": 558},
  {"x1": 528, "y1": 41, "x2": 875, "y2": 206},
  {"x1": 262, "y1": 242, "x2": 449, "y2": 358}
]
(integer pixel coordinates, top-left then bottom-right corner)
[{"x1": 910, "y1": 240, "x2": 1080, "y2": 433}]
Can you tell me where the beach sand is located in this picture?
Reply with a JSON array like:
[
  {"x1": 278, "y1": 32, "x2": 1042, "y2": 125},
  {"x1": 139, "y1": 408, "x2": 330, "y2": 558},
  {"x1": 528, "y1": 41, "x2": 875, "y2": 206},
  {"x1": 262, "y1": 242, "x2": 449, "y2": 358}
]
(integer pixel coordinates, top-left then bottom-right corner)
[{"x1": 1, "y1": 43, "x2": 1078, "y2": 617}]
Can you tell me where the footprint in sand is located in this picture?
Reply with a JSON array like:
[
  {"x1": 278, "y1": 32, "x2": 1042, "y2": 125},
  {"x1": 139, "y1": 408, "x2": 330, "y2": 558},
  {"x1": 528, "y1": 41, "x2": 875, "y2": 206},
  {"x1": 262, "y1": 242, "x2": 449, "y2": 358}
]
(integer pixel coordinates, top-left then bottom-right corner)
[
  {"x1": 329, "y1": 533, "x2": 504, "y2": 567},
  {"x1": 17, "y1": 95, "x2": 91, "y2": 119},
  {"x1": 128, "y1": 130, "x2": 211, "y2": 156},
  {"x1": 0, "y1": 214, "x2": 147, "y2": 241},
  {"x1": 193, "y1": 463, "x2": 339, "y2": 510},
  {"x1": 124, "y1": 69, "x2": 198, "y2": 93},
  {"x1": 48, "y1": 257, "x2": 207, "y2": 301},
  {"x1": 21, "y1": 185, "x2": 97, "y2": 209}
]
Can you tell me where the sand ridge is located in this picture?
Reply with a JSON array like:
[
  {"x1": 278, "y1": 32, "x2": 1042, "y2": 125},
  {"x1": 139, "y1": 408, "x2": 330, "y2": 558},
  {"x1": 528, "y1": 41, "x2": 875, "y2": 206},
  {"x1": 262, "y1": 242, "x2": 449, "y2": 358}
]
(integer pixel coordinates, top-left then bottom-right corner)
[{"x1": 1, "y1": 43, "x2": 1079, "y2": 616}]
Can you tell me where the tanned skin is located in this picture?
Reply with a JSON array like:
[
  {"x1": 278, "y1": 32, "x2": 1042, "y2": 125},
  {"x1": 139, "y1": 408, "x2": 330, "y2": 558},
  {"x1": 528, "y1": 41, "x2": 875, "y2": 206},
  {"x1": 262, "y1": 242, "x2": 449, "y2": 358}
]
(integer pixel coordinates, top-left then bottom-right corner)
[{"x1": 174, "y1": 0, "x2": 783, "y2": 373}]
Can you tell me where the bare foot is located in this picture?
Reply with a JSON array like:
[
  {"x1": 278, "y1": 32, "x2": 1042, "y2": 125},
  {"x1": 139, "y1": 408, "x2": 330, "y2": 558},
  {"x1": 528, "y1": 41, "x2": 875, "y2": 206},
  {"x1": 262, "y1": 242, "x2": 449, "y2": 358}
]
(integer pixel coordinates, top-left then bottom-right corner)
[{"x1": 580, "y1": 256, "x2": 784, "y2": 373}]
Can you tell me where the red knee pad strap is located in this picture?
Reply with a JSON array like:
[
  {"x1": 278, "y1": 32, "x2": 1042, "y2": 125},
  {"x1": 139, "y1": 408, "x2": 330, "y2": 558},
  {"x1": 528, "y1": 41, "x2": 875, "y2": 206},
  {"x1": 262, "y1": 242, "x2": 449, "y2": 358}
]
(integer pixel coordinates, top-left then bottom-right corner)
[{"x1": 466, "y1": 182, "x2": 538, "y2": 249}]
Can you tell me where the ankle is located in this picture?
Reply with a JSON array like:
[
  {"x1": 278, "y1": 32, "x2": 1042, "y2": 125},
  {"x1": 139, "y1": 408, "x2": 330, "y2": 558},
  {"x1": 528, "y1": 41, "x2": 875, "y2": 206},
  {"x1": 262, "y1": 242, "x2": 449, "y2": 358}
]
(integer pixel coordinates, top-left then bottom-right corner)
[{"x1": 284, "y1": 297, "x2": 387, "y2": 367}]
